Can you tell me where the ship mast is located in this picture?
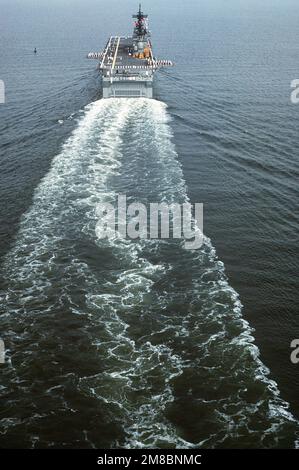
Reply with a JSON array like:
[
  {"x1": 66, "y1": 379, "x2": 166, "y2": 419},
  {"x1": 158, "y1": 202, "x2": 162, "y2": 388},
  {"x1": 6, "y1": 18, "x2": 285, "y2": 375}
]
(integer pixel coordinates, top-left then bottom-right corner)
[{"x1": 133, "y1": 4, "x2": 148, "y2": 40}]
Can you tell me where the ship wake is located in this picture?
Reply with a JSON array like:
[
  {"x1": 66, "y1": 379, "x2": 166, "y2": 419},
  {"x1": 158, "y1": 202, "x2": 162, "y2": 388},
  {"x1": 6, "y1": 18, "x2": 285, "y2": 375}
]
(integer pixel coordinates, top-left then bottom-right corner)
[{"x1": 0, "y1": 98, "x2": 298, "y2": 448}]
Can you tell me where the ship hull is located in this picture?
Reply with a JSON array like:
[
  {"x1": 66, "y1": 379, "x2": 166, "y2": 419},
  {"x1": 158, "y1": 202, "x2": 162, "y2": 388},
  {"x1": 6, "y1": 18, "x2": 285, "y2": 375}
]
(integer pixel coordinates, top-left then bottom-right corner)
[{"x1": 102, "y1": 76, "x2": 153, "y2": 99}]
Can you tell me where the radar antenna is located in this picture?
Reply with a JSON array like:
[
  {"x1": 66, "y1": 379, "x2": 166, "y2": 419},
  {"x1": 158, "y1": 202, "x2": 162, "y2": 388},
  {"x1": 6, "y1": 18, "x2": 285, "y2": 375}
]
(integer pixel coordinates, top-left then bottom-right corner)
[{"x1": 132, "y1": 4, "x2": 148, "y2": 39}]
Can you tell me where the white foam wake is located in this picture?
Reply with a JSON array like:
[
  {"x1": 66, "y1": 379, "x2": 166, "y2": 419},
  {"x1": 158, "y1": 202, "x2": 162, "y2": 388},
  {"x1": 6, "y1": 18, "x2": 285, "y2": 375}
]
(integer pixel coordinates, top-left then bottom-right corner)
[{"x1": 1, "y1": 98, "x2": 298, "y2": 449}]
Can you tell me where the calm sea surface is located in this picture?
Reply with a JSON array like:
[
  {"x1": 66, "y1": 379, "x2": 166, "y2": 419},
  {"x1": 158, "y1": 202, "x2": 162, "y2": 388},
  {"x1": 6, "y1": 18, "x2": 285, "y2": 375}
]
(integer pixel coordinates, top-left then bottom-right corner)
[{"x1": 0, "y1": 0, "x2": 298, "y2": 448}]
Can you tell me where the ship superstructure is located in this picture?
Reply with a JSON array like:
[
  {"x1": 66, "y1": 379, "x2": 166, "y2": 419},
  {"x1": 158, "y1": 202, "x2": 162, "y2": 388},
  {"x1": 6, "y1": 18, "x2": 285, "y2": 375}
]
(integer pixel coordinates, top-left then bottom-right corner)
[{"x1": 87, "y1": 5, "x2": 173, "y2": 98}]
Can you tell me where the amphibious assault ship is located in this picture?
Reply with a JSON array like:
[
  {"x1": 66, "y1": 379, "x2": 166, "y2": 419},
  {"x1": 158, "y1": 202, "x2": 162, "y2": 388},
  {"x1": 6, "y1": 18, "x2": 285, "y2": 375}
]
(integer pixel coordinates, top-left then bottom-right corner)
[{"x1": 87, "y1": 5, "x2": 173, "y2": 98}]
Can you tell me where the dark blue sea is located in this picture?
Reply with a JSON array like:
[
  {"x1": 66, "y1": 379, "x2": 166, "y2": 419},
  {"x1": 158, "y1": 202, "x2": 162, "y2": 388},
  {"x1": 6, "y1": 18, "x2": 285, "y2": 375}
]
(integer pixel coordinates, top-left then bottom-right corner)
[{"x1": 0, "y1": 0, "x2": 298, "y2": 448}]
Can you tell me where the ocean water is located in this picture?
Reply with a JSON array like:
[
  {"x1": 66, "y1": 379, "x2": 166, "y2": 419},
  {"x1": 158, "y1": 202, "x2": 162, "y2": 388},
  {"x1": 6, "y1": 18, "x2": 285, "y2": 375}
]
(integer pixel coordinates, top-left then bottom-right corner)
[{"x1": 0, "y1": 0, "x2": 298, "y2": 448}]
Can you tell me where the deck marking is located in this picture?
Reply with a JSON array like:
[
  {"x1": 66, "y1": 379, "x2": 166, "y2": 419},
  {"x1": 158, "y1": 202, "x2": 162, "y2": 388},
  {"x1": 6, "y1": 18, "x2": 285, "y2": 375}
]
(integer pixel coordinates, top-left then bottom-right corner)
[{"x1": 112, "y1": 36, "x2": 121, "y2": 71}]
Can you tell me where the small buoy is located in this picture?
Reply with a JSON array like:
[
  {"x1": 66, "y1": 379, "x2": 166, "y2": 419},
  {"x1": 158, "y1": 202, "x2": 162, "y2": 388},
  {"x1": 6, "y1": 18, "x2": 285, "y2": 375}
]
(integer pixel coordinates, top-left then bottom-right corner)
[{"x1": 34, "y1": 48, "x2": 37, "y2": 54}]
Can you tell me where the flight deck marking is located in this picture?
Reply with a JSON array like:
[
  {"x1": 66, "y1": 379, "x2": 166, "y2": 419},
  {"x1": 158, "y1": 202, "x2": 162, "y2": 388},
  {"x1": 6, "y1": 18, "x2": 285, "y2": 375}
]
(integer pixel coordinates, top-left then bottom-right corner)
[{"x1": 112, "y1": 36, "x2": 121, "y2": 71}]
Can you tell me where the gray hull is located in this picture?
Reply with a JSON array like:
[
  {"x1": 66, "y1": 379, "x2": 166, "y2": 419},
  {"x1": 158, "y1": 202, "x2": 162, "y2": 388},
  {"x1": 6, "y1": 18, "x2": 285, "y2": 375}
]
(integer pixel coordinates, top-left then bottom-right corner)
[{"x1": 102, "y1": 76, "x2": 153, "y2": 98}]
